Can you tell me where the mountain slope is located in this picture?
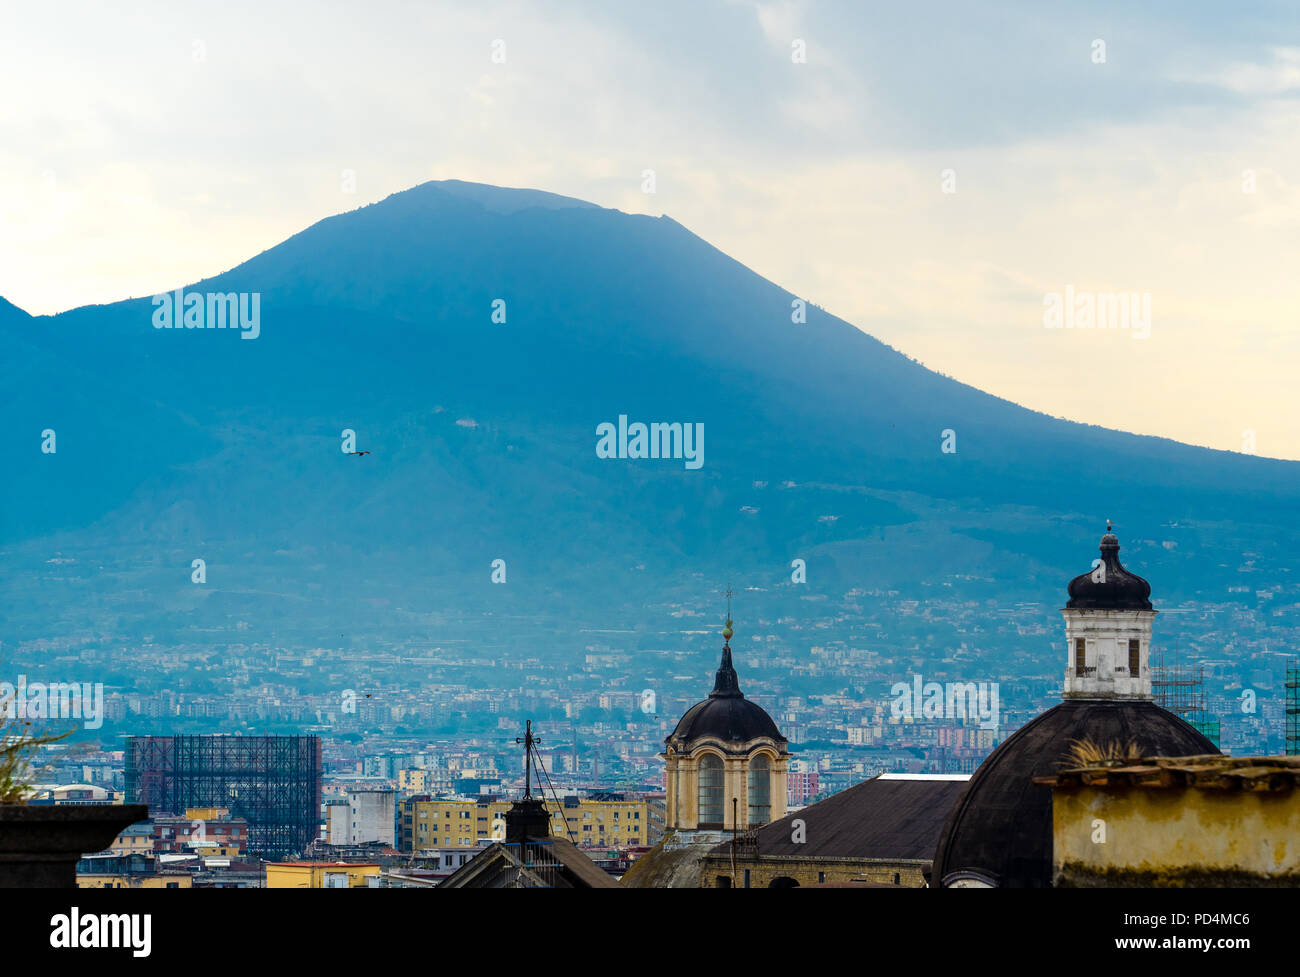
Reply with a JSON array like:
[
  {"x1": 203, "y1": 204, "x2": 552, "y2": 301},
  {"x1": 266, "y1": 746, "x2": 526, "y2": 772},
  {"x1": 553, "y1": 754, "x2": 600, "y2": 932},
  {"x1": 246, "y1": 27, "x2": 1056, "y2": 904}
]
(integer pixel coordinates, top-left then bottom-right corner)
[{"x1": 2, "y1": 181, "x2": 1297, "y2": 662}]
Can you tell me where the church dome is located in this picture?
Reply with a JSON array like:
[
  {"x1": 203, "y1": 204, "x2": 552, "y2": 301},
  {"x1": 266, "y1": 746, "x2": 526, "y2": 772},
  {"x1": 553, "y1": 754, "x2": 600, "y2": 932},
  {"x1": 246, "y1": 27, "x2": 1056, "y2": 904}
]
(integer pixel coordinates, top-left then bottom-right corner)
[
  {"x1": 1066, "y1": 527, "x2": 1152, "y2": 610},
  {"x1": 933, "y1": 526, "x2": 1217, "y2": 887},
  {"x1": 670, "y1": 694, "x2": 784, "y2": 745},
  {"x1": 667, "y1": 618, "x2": 785, "y2": 750},
  {"x1": 931, "y1": 700, "x2": 1216, "y2": 887}
]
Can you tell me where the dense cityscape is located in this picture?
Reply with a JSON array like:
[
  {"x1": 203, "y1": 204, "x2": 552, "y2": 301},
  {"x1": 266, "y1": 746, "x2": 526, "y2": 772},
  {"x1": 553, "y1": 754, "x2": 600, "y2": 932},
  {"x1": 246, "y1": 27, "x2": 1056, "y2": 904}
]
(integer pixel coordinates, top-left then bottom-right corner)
[
  {"x1": 4, "y1": 564, "x2": 1290, "y2": 889},
  {"x1": 4, "y1": 0, "x2": 1297, "y2": 961}
]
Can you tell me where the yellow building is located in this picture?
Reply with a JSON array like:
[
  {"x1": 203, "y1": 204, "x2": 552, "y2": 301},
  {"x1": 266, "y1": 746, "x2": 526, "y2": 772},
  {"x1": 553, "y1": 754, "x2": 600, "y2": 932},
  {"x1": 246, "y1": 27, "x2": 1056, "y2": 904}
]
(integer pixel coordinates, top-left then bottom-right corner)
[
  {"x1": 264, "y1": 862, "x2": 382, "y2": 888},
  {"x1": 78, "y1": 874, "x2": 192, "y2": 889},
  {"x1": 402, "y1": 797, "x2": 509, "y2": 850},
  {"x1": 184, "y1": 807, "x2": 228, "y2": 821},
  {"x1": 546, "y1": 797, "x2": 652, "y2": 848},
  {"x1": 1040, "y1": 754, "x2": 1300, "y2": 887},
  {"x1": 399, "y1": 768, "x2": 432, "y2": 792},
  {"x1": 400, "y1": 795, "x2": 653, "y2": 851},
  {"x1": 77, "y1": 853, "x2": 193, "y2": 888},
  {"x1": 105, "y1": 822, "x2": 154, "y2": 856}
]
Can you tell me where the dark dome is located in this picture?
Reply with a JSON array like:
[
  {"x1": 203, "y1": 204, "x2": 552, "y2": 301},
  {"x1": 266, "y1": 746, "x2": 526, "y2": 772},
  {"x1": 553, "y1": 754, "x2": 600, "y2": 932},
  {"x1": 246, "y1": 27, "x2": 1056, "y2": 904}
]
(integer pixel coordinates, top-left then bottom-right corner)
[
  {"x1": 1066, "y1": 530, "x2": 1152, "y2": 610},
  {"x1": 670, "y1": 694, "x2": 785, "y2": 745},
  {"x1": 932, "y1": 700, "x2": 1217, "y2": 887},
  {"x1": 667, "y1": 631, "x2": 785, "y2": 747}
]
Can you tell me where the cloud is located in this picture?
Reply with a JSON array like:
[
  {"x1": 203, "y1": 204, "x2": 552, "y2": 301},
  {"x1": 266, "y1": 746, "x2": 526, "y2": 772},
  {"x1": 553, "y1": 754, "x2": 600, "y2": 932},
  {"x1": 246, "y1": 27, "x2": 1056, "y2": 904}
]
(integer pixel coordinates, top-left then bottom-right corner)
[
  {"x1": 2, "y1": 0, "x2": 1298, "y2": 456},
  {"x1": 1185, "y1": 46, "x2": 1300, "y2": 94}
]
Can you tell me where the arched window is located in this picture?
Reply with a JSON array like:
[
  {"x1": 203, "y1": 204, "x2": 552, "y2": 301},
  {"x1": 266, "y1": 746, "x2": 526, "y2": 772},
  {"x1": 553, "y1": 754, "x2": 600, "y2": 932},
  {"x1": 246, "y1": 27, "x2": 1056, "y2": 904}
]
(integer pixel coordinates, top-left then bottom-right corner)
[
  {"x1": 698, "y1": 755, "x2": 724, "y2": 827},
  {"x1": 747, "y1": 754, "x2": 771, "y2": 825}
]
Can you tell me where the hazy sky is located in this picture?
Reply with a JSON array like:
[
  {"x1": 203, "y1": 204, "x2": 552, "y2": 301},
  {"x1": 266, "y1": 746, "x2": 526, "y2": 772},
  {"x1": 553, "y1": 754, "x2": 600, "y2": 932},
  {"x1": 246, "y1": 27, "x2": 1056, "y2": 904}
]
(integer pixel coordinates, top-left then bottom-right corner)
[{"x1": 4, "y1": 1, "x2": 1298, "y2": 458}]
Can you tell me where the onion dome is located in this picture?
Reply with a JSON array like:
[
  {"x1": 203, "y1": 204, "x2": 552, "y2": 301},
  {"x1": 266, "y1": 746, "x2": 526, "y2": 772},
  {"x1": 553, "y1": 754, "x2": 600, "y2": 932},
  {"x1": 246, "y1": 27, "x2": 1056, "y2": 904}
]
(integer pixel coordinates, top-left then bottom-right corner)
[{"x1": 1066, "y1": 524, "x2": 1152, "y2": 610}]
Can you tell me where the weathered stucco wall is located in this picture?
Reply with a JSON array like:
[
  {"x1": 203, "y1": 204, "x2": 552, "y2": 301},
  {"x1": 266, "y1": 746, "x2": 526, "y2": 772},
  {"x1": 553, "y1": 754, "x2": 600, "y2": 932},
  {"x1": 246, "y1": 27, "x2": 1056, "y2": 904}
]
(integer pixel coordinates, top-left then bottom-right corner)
[{"x1": 1053, "y1": 786, "x2": 1300, "y2": 887}]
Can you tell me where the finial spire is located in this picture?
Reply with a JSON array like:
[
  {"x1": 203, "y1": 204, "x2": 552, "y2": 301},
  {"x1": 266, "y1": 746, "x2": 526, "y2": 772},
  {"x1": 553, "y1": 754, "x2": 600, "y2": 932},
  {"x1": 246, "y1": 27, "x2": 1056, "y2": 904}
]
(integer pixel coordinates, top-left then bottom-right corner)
[
  {"x1": 506, "y1": 719, "x2": 552, "y2": 846},
  {"x1": 712, "y1": 586, "x2": 742, "y2": 697},
  {"x1": 514, "y1": 719, "x2": 541, "y2": 800}
]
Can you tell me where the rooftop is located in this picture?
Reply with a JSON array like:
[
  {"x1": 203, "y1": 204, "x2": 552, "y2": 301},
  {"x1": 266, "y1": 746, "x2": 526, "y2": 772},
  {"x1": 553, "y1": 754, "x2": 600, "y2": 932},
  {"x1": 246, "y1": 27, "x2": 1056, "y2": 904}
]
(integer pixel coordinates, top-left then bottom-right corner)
[
  {"x1": 1035, "y1": 755, "x2": 1300, "y2": 792},
  {"x1": 711, "y1": 773, "x2": 971, "y2": 862},
  {"x1": 266, "y1": 861, "x2": 381, "y2": 869}
]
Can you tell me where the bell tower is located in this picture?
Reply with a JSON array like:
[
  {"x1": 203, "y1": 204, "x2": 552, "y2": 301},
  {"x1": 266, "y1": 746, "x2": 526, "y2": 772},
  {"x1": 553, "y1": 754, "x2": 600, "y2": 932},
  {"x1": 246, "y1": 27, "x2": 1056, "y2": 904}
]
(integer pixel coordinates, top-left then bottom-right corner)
[{"x1": 1061, "y1": 524, "x2": 1156, "y2": 700}]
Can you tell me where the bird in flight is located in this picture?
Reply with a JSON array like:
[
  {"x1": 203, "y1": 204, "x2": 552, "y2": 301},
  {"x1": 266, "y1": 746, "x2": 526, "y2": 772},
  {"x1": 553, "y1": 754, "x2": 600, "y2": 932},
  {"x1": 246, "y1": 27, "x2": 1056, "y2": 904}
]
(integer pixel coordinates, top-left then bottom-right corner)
[{"x1": 349, "y1": 450, "x2": 372, "y2": 456}]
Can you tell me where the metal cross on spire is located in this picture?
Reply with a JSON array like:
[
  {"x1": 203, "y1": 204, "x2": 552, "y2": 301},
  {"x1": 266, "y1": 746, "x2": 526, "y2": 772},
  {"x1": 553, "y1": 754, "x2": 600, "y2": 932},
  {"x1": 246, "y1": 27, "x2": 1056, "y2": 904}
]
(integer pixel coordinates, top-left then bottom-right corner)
[{"x1": 515, "y1": 719, "x2": 542, "y2": 800}]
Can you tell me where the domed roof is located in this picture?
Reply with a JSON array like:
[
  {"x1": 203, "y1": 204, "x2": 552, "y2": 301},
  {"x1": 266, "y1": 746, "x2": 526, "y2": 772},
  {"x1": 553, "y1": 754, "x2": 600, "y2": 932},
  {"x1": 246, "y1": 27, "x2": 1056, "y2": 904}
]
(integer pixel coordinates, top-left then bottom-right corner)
[
  {"x1": 931, "y1": 700, "x2": 1217, "y2": 887},
  {"x1": 668, "y1": 618, "x2": 785, "y2": 748},
  {"x1": 1066, "y1": 527, "x2": 1152, "y2": 610},
  {"x1": 671, "y1": 694, "x2": 785, "y2": 745}
]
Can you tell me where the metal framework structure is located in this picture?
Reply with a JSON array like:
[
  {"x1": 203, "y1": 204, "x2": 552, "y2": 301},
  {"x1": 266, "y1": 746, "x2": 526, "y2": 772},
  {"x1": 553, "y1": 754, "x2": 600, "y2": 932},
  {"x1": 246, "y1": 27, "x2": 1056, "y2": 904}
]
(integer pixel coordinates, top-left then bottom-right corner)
[
  {"x1": 1287, "y1": 658, "x2": 1299, "y2": 756},
  {"x1": 1151, "y1": 653, "x2": 1221, "y2": 749},
  {"x1": 125, "y1": 735, "x2": 321, "y2": 858},
  {"x1": 504, "y1": 841, "x2": 562, "y2": 888}
]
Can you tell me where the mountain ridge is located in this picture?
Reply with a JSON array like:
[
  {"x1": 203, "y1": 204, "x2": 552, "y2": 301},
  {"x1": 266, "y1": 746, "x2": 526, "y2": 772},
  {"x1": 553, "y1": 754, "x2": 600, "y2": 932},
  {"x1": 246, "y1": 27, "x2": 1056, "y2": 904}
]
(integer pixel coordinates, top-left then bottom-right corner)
[{"x1": 2, "y1": 180, "x2": 1297, "y2": 668}]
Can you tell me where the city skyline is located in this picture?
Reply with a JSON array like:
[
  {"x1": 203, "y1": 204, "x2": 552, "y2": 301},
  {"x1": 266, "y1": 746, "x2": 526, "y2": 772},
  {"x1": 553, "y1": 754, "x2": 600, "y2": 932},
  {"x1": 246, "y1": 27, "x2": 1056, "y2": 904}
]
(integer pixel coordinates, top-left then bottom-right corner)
[{"x1": 3, "y1": 0, "x2": 1299, "y2": 924}]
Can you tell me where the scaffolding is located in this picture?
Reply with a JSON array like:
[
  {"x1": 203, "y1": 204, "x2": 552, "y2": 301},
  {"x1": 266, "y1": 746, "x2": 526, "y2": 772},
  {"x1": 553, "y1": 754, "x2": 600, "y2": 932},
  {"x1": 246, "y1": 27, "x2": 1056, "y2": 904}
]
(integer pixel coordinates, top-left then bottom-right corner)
[
  {"x1": 1287, "y1": 659, "x2": 1299, "y2": 756},
  {"x1": 1151, "y1": 653, "x2": 1221, "y2": 749},
  {"x1": 125, "y1": 735, "x2": 322, "y2": 859}
]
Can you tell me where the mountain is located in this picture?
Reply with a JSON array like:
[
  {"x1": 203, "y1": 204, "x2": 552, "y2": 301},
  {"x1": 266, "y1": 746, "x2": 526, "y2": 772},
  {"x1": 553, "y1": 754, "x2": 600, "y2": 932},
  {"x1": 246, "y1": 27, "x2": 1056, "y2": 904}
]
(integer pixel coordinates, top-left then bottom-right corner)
[{"x1": 2, "y1": 180, "x2": 1298, "y2": 670}]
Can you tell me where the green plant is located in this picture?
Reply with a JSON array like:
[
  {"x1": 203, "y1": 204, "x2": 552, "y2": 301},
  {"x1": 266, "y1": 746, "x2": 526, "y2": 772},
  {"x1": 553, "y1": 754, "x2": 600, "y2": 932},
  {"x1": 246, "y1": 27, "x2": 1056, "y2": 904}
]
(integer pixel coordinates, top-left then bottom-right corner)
[
  {"x1": 0, "y1": 689, "x2": 73, "y2": 803},
  {"x1": 1063, "y1": 737, "x2": 1142, "y2": 768}
]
